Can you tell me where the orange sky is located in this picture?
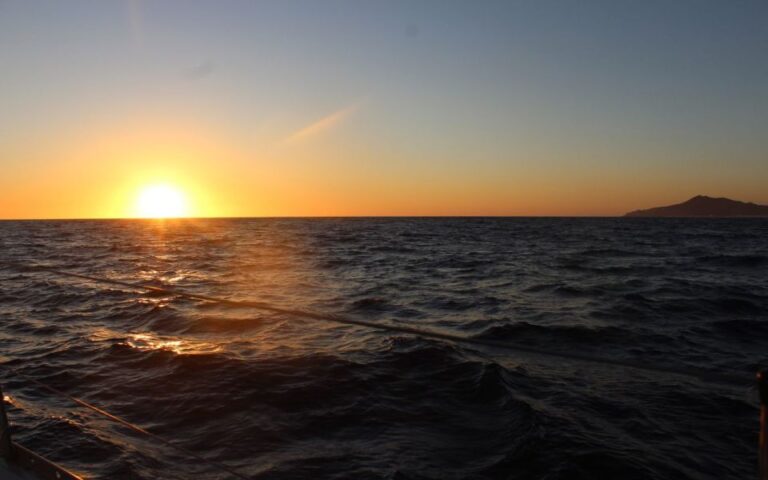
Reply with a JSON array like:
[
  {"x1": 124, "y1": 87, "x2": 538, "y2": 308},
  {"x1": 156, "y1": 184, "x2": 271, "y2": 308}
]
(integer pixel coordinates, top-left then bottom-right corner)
[
  {"x1": 2, "y1": 112, "x2": 767, "y2": 219},
  {"x1": 3, "y1": 114, "x2": 764, "y2": 219}
]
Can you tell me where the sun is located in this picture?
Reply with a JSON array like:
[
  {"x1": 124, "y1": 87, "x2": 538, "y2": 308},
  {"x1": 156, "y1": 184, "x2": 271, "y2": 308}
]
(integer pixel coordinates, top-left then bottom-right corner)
[{"x1": 134, "y1": 184, "x2": 190, "y2": 218}]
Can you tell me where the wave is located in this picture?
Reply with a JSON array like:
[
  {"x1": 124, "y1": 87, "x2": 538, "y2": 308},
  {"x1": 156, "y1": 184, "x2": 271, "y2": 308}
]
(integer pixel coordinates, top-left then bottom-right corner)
[
  {"x1": 476, "y1": 321, "x2": 629, "y2": 345},
  {"x1": 696, "y1": 254, "x2": 768, "y2": 268}
]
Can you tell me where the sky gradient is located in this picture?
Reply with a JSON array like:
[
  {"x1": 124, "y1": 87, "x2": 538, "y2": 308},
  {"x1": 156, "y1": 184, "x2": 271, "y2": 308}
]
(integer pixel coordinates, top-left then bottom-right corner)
[{"x1": 1, "y1": 0, "x2": 767, "y2": 218}]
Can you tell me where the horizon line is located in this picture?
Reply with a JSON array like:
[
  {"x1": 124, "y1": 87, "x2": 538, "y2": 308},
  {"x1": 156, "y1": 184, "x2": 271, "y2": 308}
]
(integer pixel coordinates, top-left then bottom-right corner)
[
  {"x1": 0, "y1": 214, "x2": 632, "y2": 221},
  {"x1": 2, "y1": 214, "x2": 762, "y2": 221}
]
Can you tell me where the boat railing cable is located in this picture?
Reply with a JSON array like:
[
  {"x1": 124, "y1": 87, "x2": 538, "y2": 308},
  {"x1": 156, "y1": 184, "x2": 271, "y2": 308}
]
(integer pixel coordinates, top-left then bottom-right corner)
[
  {"x1": 0, "y1": 262, "x2": 748, "y2": 386},
  {"x1": 1, "y1": 369, "x2": 252, "y2": 480}
]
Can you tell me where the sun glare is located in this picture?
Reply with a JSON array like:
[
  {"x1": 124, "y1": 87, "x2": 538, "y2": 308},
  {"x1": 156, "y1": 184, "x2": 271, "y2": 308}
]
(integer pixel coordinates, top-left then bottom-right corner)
[{"x1": 135, "y1": 184, "x2": 190, "y2": 218}]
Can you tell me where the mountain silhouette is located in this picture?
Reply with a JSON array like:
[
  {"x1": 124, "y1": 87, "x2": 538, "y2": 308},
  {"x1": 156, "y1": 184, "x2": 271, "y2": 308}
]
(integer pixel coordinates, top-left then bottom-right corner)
[{"x1": 625, "y1": 195, "x2": 768, "y2": 217}]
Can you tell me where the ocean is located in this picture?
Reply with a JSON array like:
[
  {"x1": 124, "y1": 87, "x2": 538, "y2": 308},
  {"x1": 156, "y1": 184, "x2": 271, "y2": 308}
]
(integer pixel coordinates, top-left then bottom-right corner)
[{"x1": 0, "y1": 218, "x2": 766, "y2": 479}]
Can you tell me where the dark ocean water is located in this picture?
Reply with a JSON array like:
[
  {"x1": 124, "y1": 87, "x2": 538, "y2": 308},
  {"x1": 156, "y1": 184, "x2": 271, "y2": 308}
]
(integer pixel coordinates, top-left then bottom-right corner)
[{"x1": 0, "y1": 218, "x2": 766, "y2": 480}]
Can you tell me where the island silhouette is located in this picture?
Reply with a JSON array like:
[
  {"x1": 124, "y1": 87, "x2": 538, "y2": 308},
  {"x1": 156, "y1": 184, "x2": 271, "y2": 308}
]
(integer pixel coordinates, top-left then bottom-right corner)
[{"x1": 625, "y1": 195, "x2": 768, "y2": 217}]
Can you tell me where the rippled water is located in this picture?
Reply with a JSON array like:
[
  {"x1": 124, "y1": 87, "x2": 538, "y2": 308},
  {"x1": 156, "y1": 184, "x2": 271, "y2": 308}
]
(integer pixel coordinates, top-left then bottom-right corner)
[{"x1": 0, "y1": 218, "x2": 766, "y2": 479}]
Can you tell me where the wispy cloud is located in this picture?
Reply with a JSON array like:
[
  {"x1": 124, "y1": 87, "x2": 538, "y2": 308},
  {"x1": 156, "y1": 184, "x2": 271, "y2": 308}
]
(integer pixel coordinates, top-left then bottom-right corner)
[
  {"x1": 183, "y1": 60, "x2": 216, "y2": 80},
  {"x1": 285, "y1": 103, "x2": 360, "y2": 143}
]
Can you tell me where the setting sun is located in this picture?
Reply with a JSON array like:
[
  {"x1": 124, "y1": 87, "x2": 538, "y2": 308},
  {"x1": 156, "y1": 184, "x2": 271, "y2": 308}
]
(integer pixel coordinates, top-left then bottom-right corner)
[{"x1": 134, "y1": 184, "x2": 190, "y2": 218}]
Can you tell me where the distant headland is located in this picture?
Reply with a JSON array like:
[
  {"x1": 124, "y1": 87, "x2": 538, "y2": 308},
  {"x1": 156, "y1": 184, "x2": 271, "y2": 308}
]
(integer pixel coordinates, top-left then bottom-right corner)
[{"x1": 625, "y1": 195, "x2": 768, "y2": 217}]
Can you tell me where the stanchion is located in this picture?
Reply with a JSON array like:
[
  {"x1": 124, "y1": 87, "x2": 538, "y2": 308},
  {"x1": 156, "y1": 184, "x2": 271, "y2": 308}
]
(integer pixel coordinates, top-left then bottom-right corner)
[
  {"x1": 0, "y1": 384, "x2": 11, "y2": 459},
  {"x1": 758, "y1": 369, "x2": 767, "y2": 480}
]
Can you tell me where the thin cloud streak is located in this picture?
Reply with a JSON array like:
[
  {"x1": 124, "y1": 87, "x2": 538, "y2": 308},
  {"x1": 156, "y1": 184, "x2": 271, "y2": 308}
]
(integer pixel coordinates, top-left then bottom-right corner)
[{"x1": 284, "y1": 103, "x2": 360, "y2": 143}]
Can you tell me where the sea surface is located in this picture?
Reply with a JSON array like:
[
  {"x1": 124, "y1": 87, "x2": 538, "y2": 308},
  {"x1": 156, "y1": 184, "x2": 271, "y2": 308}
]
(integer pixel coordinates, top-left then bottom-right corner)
[{"x1": 0, "y1": 218, "x2": 766, "y2": 480}]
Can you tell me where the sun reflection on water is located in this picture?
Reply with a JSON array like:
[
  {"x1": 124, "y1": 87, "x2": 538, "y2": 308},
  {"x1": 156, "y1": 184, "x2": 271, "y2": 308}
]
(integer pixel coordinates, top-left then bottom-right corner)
[
  {"x1": 125, "y1": 333, "x2": 222, "y2": 355},
  {"x1": 89, "y1": 328, "x2": 222, "y2": 355}
]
